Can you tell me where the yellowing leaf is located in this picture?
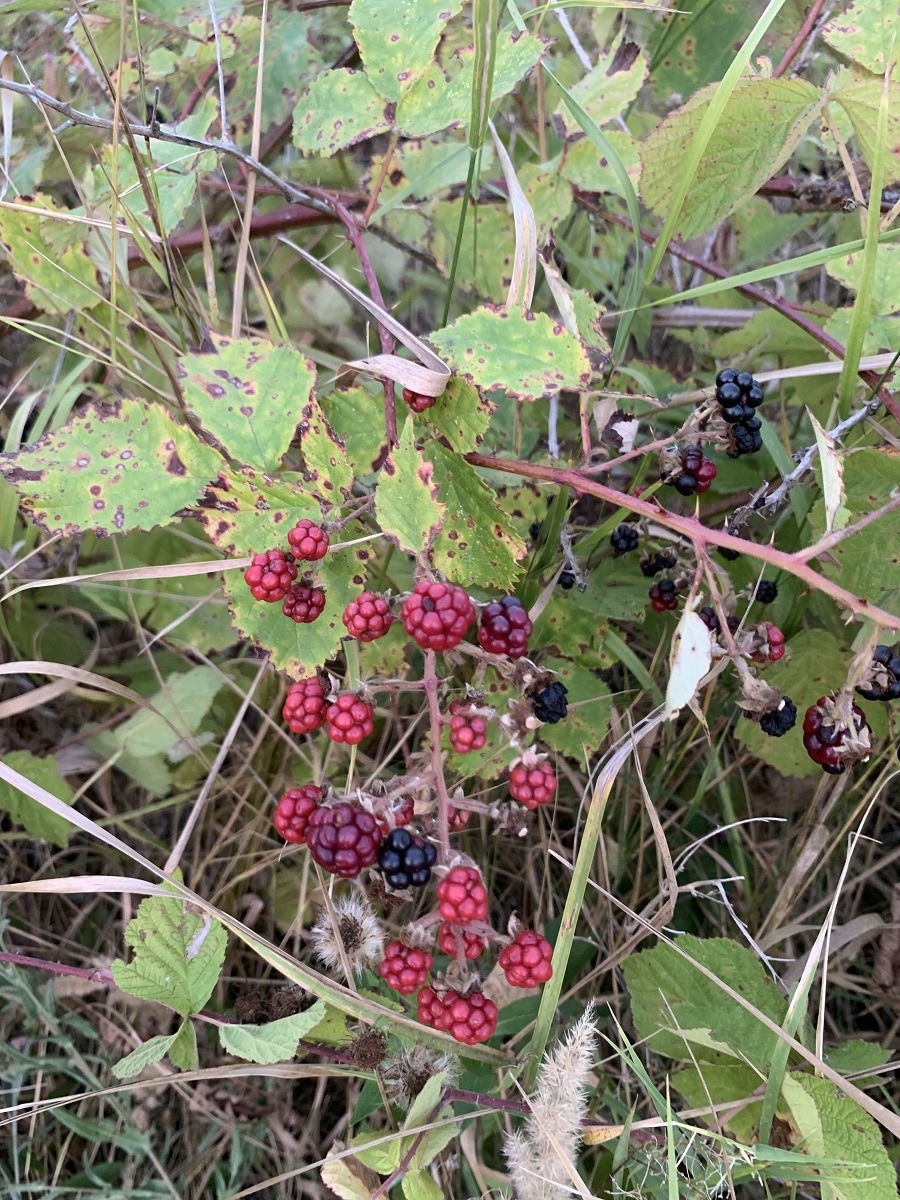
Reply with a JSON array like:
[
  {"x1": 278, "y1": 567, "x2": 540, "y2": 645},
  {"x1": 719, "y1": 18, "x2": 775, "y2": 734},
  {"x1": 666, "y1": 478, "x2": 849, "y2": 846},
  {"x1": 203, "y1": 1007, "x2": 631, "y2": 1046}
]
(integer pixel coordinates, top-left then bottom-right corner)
[
  {"x1": 823, "y1": 0, "x2": 900, "y2": 75},
  {"x1": 350, "y1": 0, "x2": 462, "y2": 102},
  {"x1": 293, "y1": 69, "x2": 392, "y2": 156},
  {"x1": 554, "y1": 36, "x2": 648, "y2": 134},
  {"x1": 0, "y1": 193, "x2": 100, "y2": 312},
  {"x1": 375, "y1": 416, "x2": 445, "y2": 556},
  {"x1": 832, "y1": 72, "x2": 900, "y2": 183},
  {"x1": 808, "y1": 410, "x2": 849, "y2": 535}
]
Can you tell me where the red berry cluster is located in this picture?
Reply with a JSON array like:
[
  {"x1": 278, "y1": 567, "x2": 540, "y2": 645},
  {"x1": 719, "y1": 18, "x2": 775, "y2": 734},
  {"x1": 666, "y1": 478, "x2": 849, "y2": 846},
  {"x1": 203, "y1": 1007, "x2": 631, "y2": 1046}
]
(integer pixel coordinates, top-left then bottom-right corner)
[
  {"x1": 438, "y1": 921, "x2": 486, "y2": 960},
  {"x1": 509, "y1": 758, "x2": 557, "y2": 809},
  {"x1": 244, "y1": 520, "x2": 331, "y2": 625},
  {"x1": 498, "y1": 930, "x2": 553, "y2": 989},
  {"x1": 649, "y1": 579, "x2": 678, "y2": 612},
  {"x1": 750, "y1": 622, "x2": 786, "y2": 664},
  {"x1": 401, "y1": 580, "x2": 477, "y2": 652},
  {"x1": 671, "y1": 446, "x2": 716, "y2": 497},
  {"x1": 326, "y1": 692, "x2": 375, "y2": 745},
  {"x1": 273, "y1": 785, "x2": 321, "y2": 844},
  {"x1": 402, "y1": 387, "x2": 435, "y2": 413},
  {"x1": 477, "y1": 596, "x2": 533, "y2": 658},
  {"x1": 306, "y1": 802, "x2": 383, "y2": 877},
  {"x1": 342, "y1": 591, "x2": 393, "y2": 642},
  {"x1": 379, "y1": 941, "x2": 433, "y2": 994},
  {"x1": 417, "y1": 986, "x2": 498, "y2": 1045},
  {"x1": 448, "y1": 701, "x2": 488, "y2": 754}
]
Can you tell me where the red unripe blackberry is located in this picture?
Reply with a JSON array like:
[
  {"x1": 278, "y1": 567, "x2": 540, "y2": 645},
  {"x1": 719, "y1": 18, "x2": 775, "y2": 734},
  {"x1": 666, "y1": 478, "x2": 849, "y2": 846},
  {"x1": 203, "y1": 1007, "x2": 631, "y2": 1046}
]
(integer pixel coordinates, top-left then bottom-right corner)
[
  {"x1": 283, "y1": 677, "x2": 327, "y2": 734},
  {"x1": 438, "y1": 921, "x2": 486, "y2": 960},
  {"x1": 325, "y1": 693, "x2": 375, "y2": 745},
  {"x1": 649, "y1": 580, "x2": 678, "y2": 612},
  {"x1": 374, "y1": 795, "x2": 414, "y2": 834},
  {"x1": 282, "y1": 584, "x2": 326, "y2": 624},
  {"x1": 342, "y1": 592, "x2": 393, "y2": 642},
  {"x1": 498, "y1": 930, "x2": 553, "y2": 988},
  {"x1": 417, "y1": 986, "x2": 498, "y2": 1045},
  {"x1": 671, "y1": 447, "x2": 716, "y2": 496},
  {"x1": 436, "y1": 865, "x2": 488, "y2": 925},
  {"x1": 477, "y1": 596, "x2": 533, "y2": 658},
  {"x1": 750, "y1": 622, "x2": 786, "y2": 664},
  {"x1": 401, "y1": 580, "x2": 476, "y2": 652},
  {"x1": 287, "y1": 519, "x2": 329, "y2": 561},
  {"x1": 802, "y1": 695, "x2": 870, "y2": 774},
  {"x1": 402, "y1": 387, "x2": 435, "y2": 413},
  {"x1": 509, "y1": 759, "x2": 557, "y2": 809},
  {"x1": 306, "y1": 802, "x2": 382, "y2": 877},
  {"x1": 273, "y1": 784, "x2": 321, "y2": 844},
  {"x1": 244, "y1": 549, "x2": 297, "y2": 602},
  {"x1": 448, "y1": 804, "x2": 471, "y2": 832},
  {"x1": 448, "y1": 701, "x2": 488, "y2": 754},
  {"x1": 379, "y1": 941, "x2": 433, "y2": 994}
]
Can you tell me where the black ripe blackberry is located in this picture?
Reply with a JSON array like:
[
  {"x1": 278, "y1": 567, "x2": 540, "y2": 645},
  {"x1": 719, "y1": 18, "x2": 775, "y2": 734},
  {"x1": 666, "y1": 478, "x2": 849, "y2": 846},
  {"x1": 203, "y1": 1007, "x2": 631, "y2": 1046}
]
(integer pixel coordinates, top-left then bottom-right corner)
[
  {"x1": 531, "y1": 681, "x2": 569, "y2": 724},
  {"x1": 760, "y1": 696, "x2": 797, "y2": 738},
  {"x1": 715, "y1": 368, "x2": 765, "y2": 458},
  {"x1": 856, "y1": 645, "x2": 900, "y2": 702},
  {"x1": 718, "y1": 544, "x2": 741, "y2": 562},
  {"x1": 377, "y1": 829, "x2": 437, "y2": 890},
  {"x1": 610, "y1": 524, "x2": 639, "y2": 555},
  {"x1": 698, "y1": 606, "x2": 720, "y2": 633},
  {"x1": 641, "y1": 549, "x2": 678, "y2": 578},
  {"x1": 755, "y1": 579, "x2": 778, "y2": 605},
  {"x1": 558, "y1": 570, "x2": 575, "y2": 590},
  {"x1": 529, "y1": 521, "x2": 541, "y2": 542}
]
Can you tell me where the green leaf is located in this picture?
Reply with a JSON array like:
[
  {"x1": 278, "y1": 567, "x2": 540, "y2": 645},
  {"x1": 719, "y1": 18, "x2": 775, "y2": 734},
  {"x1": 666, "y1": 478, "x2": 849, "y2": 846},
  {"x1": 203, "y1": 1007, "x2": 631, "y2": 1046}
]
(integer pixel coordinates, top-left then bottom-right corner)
[
  {"x1": 168, "y1": 1018, "x2": 199, "y2": 1071},
  {"x1": 395, "y1": 31, "x2": 548, "y2": 137},
  {"x1": 427, "y1": 441, "x2": 526, "y2": 589},
  {"x1": 424, "y1": 377, "x2": 495, "y2": 454},
  {"x1": 296, "y1": 393, "x2": 355, "y2": 502},
  {"x1": 822, "y1": 0, "x2": 900, "y2": 75},
  {"x1": 0, "y1": 193, "x2": 100, "y2": 313},
  {"x1": 782, "y1": 1073, "x2": 897, "y2": 1200},
  {"x1": 222, "y1": 12, "x2": 317, "y2": 133},
  {"x1": 0, "y1": 399, "x2": 225, "y2": 538},
  {"x1": 320, "y1": 1145, "x2": 383, "y2": 1199},
  {"x1": 350, "y1": 1130, "x2": 402, "y2": 1173},
  {"x1": 639, "y1": 78, "x2": 822, "y2": 240},
  {"x1": 293, "y1": 69, "x2": 393, "y2": 156},
  {"x1": 825, "y1": 1039, "x2": 891, "y2": 1082},
  {"x1": 672, "y1": 1061, "x2": 763, "y2": 1142},
  {"x1": 199, "y1": 468, "x2": 323, "y2": 557},
  {"x1": 403, "y1": 1069, "x2": 446, "y2": 1133},
  {"x1": 111, "y1": 1031, "x2": 180, "y2": 1080},
  {"x1": 0, "y1": 751, "x2": 75, "y2": 846},
  {"x1": 429, "y1": 304, "x2": 591, "y2": 400},
  {"x1": 111, "y1": 894, "x2": 227, "y2": 1018},
  {"x1": 428, "y1": 199, "x2": 515, "y2": 302},
  {"x1": 648, "y1": 0, "x2": 756, "y2": 97},
  {"x1": 622, "y1": 935, "x2": 788, "y2": 1070},
  {"x1": 220, "y1": 1002, "x2": 327, "y2": 1063},
  {"x1": 179, "y1": 333, "x2": 316, "y2": 474},
  {"x1": 222, "y1": 535, "x2": 366, "y2": 676},
  {"x1": 402, "y1": 1169, "x2": 445, "y2": 1200},
  {"x1": 92, "y1": 666, "x2": 225, "y2": 759},
  {"x1": 808, "y1": 448, "x2": 900, "y2": 611},
  {"x1": 536, "y1": 659, "x2": 612, "y2": 762},
  {"x1": 554, "y1": 37, "x2": 648, "y2": 134},
  {"x1": 825, "y1": 242, "x2": 900, "y2": 314},
  {"x1": 375, "y1": 416, "x2": 446, "y2": 556},
  {"x1": 350, "y1": 0, "x2": 462, "y2": 102},
  {"x1": 303, "y1": 1002, "x2": 354, "y2": 1047},
  {"x1": 560, "y1": 130, "x2": 641, "y2": 198},
  {"x1": 832, "y1": 73, "x2": 900, "y2": 183},
  {"x1": 320, "y1": 387, "x2": 388, "y2": 477}
]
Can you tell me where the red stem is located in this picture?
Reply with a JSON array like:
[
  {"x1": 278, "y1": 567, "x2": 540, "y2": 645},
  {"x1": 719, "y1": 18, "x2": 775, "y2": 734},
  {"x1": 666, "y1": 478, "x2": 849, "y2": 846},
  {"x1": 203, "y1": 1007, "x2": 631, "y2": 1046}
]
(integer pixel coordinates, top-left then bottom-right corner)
[
  {"x1": 772, "y1": 0, "x2": 827, "y2": 78},
  {"x1": 424, "y1": 649, "x2": 452, "y2": 862}
]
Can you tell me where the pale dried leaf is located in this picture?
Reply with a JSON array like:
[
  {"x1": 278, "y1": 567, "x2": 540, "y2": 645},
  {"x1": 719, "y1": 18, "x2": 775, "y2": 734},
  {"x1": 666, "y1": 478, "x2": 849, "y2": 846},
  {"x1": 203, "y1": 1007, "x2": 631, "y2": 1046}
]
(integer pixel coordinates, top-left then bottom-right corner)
[
  {"x1": 489, "y1": 118, "x2": 536, "y2": 309},
  {"x1": 665, "y1": 610, "x2": 712, "y2": 719}
]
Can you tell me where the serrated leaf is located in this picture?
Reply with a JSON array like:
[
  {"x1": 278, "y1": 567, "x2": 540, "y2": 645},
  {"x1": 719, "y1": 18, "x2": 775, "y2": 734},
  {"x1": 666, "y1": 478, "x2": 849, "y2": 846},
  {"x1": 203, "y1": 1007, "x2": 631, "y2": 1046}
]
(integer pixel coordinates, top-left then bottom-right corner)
[
  {"x1": 296, "y1": 393, "x2": 354, "y2": 501},
  {"x1": 0, "y1": 192, "x2": 100, "y2": 312},
  {"x1": 350, "y1": 0, "x2": 462, "y2": 102},
  {"x1": 111, "y1": 894, "x2": 227, "y2": 1018},
  {"x1": 168, "y1": 1018, "x2": 199, "y2": 1071},
  {"x1": 0, "y1": 751, "x2": 74, "y2": 846},
  {"x1": 622, "y1": 935, "x2": 788, "y2": 1070},
  {"x1": 832, "y1": 73, "x2": 900, "y2": 183},
  {"x1": 823, "y1": 1, "x2": 900, "y2": 75},
  {"x1": 0, "y1": 399, "x2": 225, "y2": 538},
  {"x1": 536, "y1": 659, "x2": 612, "y2": 761},
  {"x1": 320, "y1": 387, "x2": 387, "y2": 477},
  {"x1": 647, "y1": 0, "x2": 754, "y2": 98},
  {"x1": 321, "y1": 1142, "x2": 384, "y2": 1199},
  {"x1": 220, "y1": 1001, "x2": 326, "y2": 1063},
  {"x1": 293, "y1": 69, "x2": 393, "y2": 156},
  {"x1": 782, "y1": 1073, "x2": 897, "y2": 1200},
  {"x1": 403, "y1": 1070, "x2": 446, "y2": 1132},
  {"x1": 349, "y1": 1130, "x2": 402, "y2": 1173},
  {"x1": 808, "y1": 411, "x2": 849, "y2": 535},
  {"x1": 640, "y1": 78, "x2": 822, "y2": 240},
  {"x1": 375, "y1": 416, "x2": 445, "y2": 556},
  {"x1": 199, "y1": 467, "x2": 323, "y2": 556},
  {"x1": 672, "y1": 1061, "x2": 763, "y2": 1142},
  {"x1": 554, "y1": 36, "x2": 647, "y2": 134},
  {"x1": 396, "y1": 32, "x2": 548, "y2": 138},
  {"x1": 427, "y1": 440, "x2": 525, "y2": 589},
  {"x1": 402, "y1": 1169, "x2": 445, "y2": 1200},
  {"x1": 424, "y1": 377, "x2": 494, "y2": 454},
  {"x1": 665, "y1": 610, "x2": 712, "y2": 718},
  {"x1": 825, "y1": 241, "x2": 900, "y2": 314},
  {"x1": 179, "y1": 333, "x2": 316, "y2": 474},
  {"x1": 560, "y1": 129, "x2": 641, "y2": 197},
  {"x1": 95, "y1": 667, "x2": 224, "y2": 759},
  {"x1": 429, "y1": 305, "x2": 591, "y2": 400},
  {"x1": 111, "y1": 1031, "x2": 180, "y2": 1080}
]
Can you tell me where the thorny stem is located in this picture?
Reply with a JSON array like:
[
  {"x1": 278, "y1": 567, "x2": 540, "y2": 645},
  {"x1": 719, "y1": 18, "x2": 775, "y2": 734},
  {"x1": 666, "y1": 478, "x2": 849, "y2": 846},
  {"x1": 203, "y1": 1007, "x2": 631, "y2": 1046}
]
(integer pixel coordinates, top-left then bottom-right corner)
[
  {"x1": 463, "y1": 451, "x2": 900, "y2": 632},
  {"x1": 423, "y1": 650, "x2": 452, "y2": 862},
  {"x1": 370, "y1": 1104, "x2": 440, "y2": 1199}
]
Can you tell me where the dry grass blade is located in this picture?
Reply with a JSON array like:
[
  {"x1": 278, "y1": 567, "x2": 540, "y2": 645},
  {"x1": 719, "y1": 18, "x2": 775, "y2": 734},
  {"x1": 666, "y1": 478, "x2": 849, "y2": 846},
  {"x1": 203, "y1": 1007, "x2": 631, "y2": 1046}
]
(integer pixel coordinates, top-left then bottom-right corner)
[{"x1": 489, "y1": 118, "x2": 536, "y2": 309}]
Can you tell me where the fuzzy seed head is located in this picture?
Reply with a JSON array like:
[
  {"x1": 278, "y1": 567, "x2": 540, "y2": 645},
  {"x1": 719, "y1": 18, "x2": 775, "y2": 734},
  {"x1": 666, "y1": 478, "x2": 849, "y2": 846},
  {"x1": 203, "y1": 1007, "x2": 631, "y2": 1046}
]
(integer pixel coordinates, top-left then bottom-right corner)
[{"x1": 311, "y1": 895, "x2": 383, "y2": 976}]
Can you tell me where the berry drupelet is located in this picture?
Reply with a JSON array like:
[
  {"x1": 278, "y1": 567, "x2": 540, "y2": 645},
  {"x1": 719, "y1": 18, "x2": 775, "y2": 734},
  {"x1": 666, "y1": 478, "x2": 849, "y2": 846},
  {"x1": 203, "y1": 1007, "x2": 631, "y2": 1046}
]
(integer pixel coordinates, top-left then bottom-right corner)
[
  {"x1": 306, "y1": 803, "x2": 382, "y2": 878},
  {"x1": 558, "y1": 570, "x2": 575, "y2": 590},
  {"x1": 530, "y1": 681, "x2": 568, "y2": 724},
  {"x1": 698, "y1": 606, "x2": 720, "y2": 633},
  {"x1": 610, "y1": 523, "x2": 639, "y2": 555},
  {"x1": 377, "y1": 828, "x2": 437, "y2": 890},
  {"x1": 641, "y1": 550, "x2": 678, "y2": 577},
  {"x1": 477, "y1": 595, "x2": 532, "y2": 658},
  {"x1": 856, "y1": 645, "x2": 900, "y2": 702}
]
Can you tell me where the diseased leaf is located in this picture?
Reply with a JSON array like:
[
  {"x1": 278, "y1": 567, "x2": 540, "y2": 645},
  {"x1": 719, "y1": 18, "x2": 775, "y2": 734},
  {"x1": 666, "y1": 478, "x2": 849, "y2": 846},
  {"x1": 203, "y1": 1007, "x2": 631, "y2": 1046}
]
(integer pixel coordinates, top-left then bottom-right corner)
[
  {"x1": 320, "y1": 387, "x2": 387, "y2": 477},
  {"x1": 375, "y1": 416, "x2": 445, "y2": 556},
  {"x1": 293, "y1": 69, "x2": 393, "y2": 156},
  {"x1": 832, "y1": 73, "x2": 900, "y2": 183},
  {"x1": 823, "y1": 0, "x2": 900, "y2": 75},
  {"x1": 179, "y1": 334, "x2": 315, "y2": 474},
  {"x1": 198, "y1": 468, "x2": 323, "y2": 557},
  {"x1": 640, "y1": 78, "x2": 822, "y2": 240},
  {"x1": 220, "y1": 1002, "x2": 326, "y2": 1064},
  {"x1": 0, "y1": 751, "x2": 75, "y2": 846},
  {"x1": 560, "y1": 130, "x2": 641, "y2": 198},
  {"x1": 296, "y1": 393, "x2": 355, "y2": 502},
  {"x1": 111, "y1": 894, "x2": 227, "y2": 1018},
  {"x1": 427, "y1": 440, "x2": 526, "y2": 589},
  {"x1": 350, "y1": 0, "x2": 462, "y2": 102},
  {"x1": 553, "y1": 37, "x2": 647, "y2": 134},
  {"x1": 0, "y1": 192, "x2": 100, "y2": 312},
  {"x1": 428, "y1": 305, "x2": 591, "y2": 400},
  {"x1": 425, "y1": 377, "x2": 495, "y2": 454},
  {"x1": 0, "y1": 399, "x2": 225, "y2": 538}
]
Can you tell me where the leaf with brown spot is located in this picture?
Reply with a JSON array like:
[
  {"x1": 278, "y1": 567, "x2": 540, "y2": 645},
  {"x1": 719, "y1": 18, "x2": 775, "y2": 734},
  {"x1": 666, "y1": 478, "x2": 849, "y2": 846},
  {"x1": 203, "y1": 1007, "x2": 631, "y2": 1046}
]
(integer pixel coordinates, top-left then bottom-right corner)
[
  {"x1": 375, "y1": 416, "x2": 445, "y2": 557},
  {"x1": 0, "y1": 400, "x2": 225, "y2": 538}
]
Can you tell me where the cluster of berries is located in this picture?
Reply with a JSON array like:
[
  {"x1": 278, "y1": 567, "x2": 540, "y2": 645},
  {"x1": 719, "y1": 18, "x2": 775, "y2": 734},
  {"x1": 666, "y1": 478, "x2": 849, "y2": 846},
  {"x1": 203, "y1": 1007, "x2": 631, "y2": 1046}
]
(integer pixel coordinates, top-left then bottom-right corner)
[
  {"x1": 803, "y1": 695, "x2": 870, "y2": 774},
  {"x1": 610, "y1": 523, "x2": 639, "y2": 555},
  {"x1": 282, "y1": 677, "x2": 375, "y2": 744},
  {"x1": 715, "y1": 368, "x2": 764, "y2": 458},
  {"x1": 402, "y1": 387, "x2": 435, "y2": 414},
  {"x1": 856, "y1": 644, "x2": 900, "y2": 702},
  {"x1": 243, "y1": 519, "x2": 330, "y2": 623},
  {"x1": 671, "y1": 445, "x2": 717, "y2": 497}
]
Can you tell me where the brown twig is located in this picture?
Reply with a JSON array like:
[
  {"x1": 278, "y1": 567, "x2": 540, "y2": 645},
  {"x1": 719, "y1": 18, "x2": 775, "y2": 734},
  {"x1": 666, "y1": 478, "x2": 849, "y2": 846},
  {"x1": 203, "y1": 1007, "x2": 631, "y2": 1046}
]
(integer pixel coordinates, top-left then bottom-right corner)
[{"x1": 772, "y1": 0, "x2": 828, "y2": 78}]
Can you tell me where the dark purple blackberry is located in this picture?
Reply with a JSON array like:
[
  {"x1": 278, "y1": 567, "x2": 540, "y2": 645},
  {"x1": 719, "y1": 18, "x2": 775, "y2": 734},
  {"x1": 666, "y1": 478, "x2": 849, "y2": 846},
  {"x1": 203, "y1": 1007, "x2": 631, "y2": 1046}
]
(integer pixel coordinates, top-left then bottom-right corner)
[
  {"x1": 856, "y1": 645, "x2": 900, "y2": 702},
  {"x1": 641, "y1": 550, "x2": 678, "y2": 577},
  {"x1": 760, "y1": 696, "x2": 797, "y2": 738},
  {"x1": 698, "y1": 606, "x2": 720, "y2": 633},
  {"x1": 754, "y1": 580, "x2": 778, "y2": 605},
  {"x1": 377, "y1": 828, "x2": 437, "y2": 889},
  {"x1": 610, "y1": 524, "x2": 639, "y2": 555},
  {"x1": 559, "y1": 570, "x2": 575, "y2": 590},
  {"x1": 531, "y1": 681, "x2": 568, "y2": 724}
]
